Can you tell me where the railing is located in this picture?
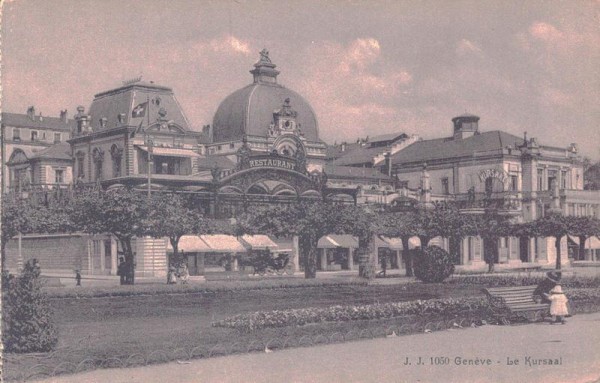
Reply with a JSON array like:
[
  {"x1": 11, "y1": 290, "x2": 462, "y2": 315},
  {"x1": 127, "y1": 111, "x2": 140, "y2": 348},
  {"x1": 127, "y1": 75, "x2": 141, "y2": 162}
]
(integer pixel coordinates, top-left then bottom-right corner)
[{"x1": 452, "y1": 191, "x2": 522, "y2": 211}]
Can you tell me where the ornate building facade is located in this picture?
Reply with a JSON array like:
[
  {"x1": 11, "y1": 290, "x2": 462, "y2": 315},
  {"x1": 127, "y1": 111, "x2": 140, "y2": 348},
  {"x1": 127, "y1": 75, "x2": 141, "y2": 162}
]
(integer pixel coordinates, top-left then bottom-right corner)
[{"x1": 5, "y1": 51, "x2": 600, "y2": 276}]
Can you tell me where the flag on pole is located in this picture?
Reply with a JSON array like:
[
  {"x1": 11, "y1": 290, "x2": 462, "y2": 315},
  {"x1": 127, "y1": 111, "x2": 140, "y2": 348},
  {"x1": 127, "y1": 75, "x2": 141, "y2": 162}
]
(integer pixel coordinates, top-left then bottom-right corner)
[{"x1": 132, "y1": 102, "x2": 148, "y2": 118}]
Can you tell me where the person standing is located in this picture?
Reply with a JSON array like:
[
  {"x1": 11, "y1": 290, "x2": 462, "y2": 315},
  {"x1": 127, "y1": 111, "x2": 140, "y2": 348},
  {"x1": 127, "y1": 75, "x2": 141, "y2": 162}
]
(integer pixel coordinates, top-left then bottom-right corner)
[
  {"x1": 75, "y1": 270, "x2": 82, "y2": 286},
  {"x1": 545, "y1": 285, "x2": 569, "y2": 324},
  {"x1": 117, "y1": 258, "x2": 126, "y2": 285}
]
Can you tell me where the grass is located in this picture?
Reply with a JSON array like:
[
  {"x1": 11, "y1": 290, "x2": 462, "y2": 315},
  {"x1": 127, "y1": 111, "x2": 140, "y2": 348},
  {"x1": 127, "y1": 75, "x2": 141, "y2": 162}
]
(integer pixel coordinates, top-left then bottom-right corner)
[{"x1": 3, "y1": 281, "x2": 482, "y2": 381}]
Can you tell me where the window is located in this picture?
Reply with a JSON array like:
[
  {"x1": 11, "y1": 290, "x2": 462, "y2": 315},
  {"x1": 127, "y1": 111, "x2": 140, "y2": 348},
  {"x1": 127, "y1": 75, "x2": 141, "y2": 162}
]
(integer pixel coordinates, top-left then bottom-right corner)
[
  {"x1": 110, "y1": 144, "x2": 123, "y2": 178},
  {"x1": 54, "y1": 133, "x2": 61, "y2": 143},
  {"x1": 55, "y1": 169, "x2": 64, "y2": 184},
  {"x1": 13, "y1": 128, "x2": 21, "y2": 141},
  {"x1": 217, "y1": 145, "x2": 222, "y2": 151},
  {"x1": 547, "y1": 170, "x2": 557, "y2": 191},
  {"x1": 441, "y1": 177, "x2": 449, "y2": 195},
  {"x1": 510, "y1": 175, "x2": 518, "y2": 191},
  {"x1": 561, "y1": 170, "x2": 567, "y2": 189},
  {"x1": 92, "y1": 148, "x2": 104, "y2": 181},
  {"x1": 229, "y1": 143, "x2": 235, "y2": 149},
  {"x1": 537, "y1": 169, "x2": 544, "y2": 191},
  {"x1": 31, "y1": 130, "x2": 38, "y2": 141},
  {"x1": 76, "y1": 152, "x2": 85, "y2": 178}
]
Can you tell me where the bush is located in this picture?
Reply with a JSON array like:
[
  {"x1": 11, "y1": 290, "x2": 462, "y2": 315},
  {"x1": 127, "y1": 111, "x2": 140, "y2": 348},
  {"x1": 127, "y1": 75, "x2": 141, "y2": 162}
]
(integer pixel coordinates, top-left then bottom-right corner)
[
  {"x1": 2, "y1": 260, "x2": 58, "y2": 353},
  {"x1": 447, "y1": 275, "x2": 600, "y2": 288},
  {"x1": 413, "y1": 246, "x2": 455, "y2": 283}
]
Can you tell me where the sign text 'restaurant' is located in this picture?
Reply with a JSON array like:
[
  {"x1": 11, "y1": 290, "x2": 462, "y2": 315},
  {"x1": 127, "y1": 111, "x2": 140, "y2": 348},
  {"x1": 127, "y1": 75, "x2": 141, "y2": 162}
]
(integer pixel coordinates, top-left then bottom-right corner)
[{"x1": 249, "y1": 158, "x2": 296, "y2": 171}]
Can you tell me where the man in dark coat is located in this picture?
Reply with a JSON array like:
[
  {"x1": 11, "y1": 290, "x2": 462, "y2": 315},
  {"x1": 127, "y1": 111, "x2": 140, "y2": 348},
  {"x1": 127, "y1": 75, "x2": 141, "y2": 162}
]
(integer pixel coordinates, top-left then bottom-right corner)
[{"x1": 117, "y1": 258, "x2": 126, "y2": 285}]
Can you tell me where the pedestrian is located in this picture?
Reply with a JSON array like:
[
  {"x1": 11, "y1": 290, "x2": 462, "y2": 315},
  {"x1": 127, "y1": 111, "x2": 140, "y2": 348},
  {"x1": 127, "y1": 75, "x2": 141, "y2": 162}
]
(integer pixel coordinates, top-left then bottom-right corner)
[
  {"x1": 179, "y1": 263, "x2": 189, "y2": 284},
  {"x1": 167, "y1": 266, "x2": 177, "y2": 285},
  {"x1": 534, "y1": 271, "x2": 561, "y2": 303},
  {"x1": 75, "y1": 269, "x2": 82, "y2": 286},
  {"x1": 545, "y1": 285, "x2": 569, "y2": 324},
  {"x1": 117, "y1": 258, "x2": 126, "y2": 285}
]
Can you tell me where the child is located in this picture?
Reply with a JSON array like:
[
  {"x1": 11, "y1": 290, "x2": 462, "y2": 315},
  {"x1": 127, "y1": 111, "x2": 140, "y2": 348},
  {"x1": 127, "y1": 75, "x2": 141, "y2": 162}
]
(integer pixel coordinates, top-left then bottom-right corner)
[{"x1": 545, "y1": 285, "x2": 569, "y2": 324}]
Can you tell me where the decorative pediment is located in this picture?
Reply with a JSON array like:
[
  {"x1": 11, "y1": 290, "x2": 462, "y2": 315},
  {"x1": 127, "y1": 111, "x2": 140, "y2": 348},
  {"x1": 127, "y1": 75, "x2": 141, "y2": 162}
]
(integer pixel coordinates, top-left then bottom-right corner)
[{"x1": 8, "y1": 149, "x2": 30, "y2": 165}]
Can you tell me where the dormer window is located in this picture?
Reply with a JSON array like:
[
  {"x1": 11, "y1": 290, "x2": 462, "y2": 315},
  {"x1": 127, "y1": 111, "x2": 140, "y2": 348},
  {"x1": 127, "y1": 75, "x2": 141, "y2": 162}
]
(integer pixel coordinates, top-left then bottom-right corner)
[
  {"x1": 13, "y1": 128, "x2": 20, "y2": 141},
  {"x1": 31, "y1": 131, "x2": 38, "y2": 141}
]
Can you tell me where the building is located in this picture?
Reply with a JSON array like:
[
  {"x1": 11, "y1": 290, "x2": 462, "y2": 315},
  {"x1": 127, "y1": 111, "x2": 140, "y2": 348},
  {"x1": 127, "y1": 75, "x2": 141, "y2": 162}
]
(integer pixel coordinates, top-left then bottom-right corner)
[
  {"x1": 1, "y1": 107, "x2": 75, "y2": 193},
  {"x1": 388, "y1": 114, "x2": 600, "y2": 268},
  {"x1": 5, "y1": 52, "x2": 600, "y2": 276}
]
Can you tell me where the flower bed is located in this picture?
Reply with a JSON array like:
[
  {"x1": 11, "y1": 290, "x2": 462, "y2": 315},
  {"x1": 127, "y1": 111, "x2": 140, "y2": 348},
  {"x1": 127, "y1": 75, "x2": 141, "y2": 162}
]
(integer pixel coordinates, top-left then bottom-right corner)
[
  {"x1": 213, "y1": 297, "x2": 493, "y2": 331},
  {"x1": 447, "y1": 275, "x2": 600, "y2": 288},
  {"x1": 45, "y1": 278, "x2": 368, "y2": 299}
]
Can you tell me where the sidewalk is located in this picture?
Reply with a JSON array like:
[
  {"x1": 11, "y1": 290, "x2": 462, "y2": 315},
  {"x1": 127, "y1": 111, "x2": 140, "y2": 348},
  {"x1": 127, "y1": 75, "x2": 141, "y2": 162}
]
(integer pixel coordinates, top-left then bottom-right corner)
[{"x1": 39, "y1": 312, "x2": 600, "y2": 383}]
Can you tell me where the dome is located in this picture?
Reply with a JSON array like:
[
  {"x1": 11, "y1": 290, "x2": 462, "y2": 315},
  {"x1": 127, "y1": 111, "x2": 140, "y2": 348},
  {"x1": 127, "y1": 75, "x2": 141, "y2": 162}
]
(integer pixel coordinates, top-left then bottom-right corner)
[{"x1": 212, "y1": 50, "x2": 319, "y2": 143}]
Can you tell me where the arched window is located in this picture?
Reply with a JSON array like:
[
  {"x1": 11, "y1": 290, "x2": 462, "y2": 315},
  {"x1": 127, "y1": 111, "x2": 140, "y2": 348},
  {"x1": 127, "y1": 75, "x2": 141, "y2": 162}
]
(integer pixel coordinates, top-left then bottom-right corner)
[
  {"x1": 110, "y1": 144, "x2": 124, "y2": 177},
  {"x1": 92, "y1": 148, "x2": 105, "y2": 181},
  {"x1": 75, "y1": 151, "x2": 86, "y2": 179}
]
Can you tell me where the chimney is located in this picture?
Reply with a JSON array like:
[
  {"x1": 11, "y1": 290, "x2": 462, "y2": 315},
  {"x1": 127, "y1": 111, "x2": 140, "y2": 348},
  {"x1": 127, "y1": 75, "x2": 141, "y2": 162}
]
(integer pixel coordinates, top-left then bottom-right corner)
[
  {"x1": 202, "y1": 124, "x2": 210, "y2": 135},
  {"x1": 60, "y1": 109, "x2": 68, "y2": 123},
  {"x1": 27, "y1": 106, "x2": 36, "y2": 120},
  {"x1": 74, "y1": 106, "x2": 90, "y2": 135}
]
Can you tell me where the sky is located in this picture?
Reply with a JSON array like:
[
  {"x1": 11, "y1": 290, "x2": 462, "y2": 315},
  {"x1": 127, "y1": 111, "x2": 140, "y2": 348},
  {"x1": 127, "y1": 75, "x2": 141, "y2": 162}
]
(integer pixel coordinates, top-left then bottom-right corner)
[{"x1": 2, "y1": 0, "x2": 599, "y2": 159}]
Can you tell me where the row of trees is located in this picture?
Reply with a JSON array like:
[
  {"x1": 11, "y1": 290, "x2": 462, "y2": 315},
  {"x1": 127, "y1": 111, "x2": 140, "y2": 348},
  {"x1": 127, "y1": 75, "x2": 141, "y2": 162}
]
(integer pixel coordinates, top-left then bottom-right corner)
[
  {"x1": 2, "y1": 187, "x2": 600, "y2": 282},
  {"x1": 1, "y1": 188, "x2": 225, "y2": 283}
]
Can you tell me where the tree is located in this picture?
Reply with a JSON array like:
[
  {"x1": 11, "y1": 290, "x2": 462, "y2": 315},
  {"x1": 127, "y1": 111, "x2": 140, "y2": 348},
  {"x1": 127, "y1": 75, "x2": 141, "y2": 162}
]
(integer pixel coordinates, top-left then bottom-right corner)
[
  {"x1": 567, "y1": 216, "x2": 600, "y2": 261},
  {"x1": 144, "y1": 193, "x2": 205, "y2": 264},
  {"x1": 239, "y1": 201, "x2": 375, "y2": 279},
  {"x1": 470, "y1": 213, "x2": 514, "y2": 272},
  {"x1": 70, "y1": 187, "x2": 147, "y2": 284},
  {"x1": 377, "y1": 211, "x2": 422, "y2": 276},
  {"x1": 533, "y1": 213, "x2": 571, "y2": 270},
  {"x1": 1, "y1": 197, "x2": 71, "y2": 273}
]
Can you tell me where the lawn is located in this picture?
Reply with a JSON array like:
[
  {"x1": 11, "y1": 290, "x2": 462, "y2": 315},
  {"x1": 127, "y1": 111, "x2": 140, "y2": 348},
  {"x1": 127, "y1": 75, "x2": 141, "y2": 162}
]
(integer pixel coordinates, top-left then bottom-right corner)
[{"x1": 3, "y1": 281, "x2": 483, "y2": 381}]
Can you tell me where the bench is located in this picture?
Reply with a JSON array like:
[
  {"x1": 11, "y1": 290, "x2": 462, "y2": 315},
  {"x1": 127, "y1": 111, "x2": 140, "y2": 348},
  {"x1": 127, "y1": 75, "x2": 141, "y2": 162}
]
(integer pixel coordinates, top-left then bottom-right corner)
[{"x1": 483, "y1": 285, "x2": 550, "y2": 324}]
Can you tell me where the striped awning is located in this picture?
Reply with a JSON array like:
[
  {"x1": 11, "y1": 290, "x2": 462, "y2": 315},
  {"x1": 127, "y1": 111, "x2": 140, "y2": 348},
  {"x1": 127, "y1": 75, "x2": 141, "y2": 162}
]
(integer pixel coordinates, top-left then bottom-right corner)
[
  {"x1": 200, "y1": 235, "x2": 246, "y2": 253},
  {"x1": 318, "y1": 235, "x2": 359, "y2": 249},
  {"x1": 240, "y1": 235, "x2": 279, "y2": 250},
  {"x1": 375, "y1": 236, "x2": 420, "y2": 250},
  {"x1": 170, "y1": 235, "x2": 211, "y2": 253},
  {"x1": 137, "y1": 145, "x2": 200, "y2": 158},
  {"x1": 568, "y1": 235, "x2": 600, "y2": 249}
]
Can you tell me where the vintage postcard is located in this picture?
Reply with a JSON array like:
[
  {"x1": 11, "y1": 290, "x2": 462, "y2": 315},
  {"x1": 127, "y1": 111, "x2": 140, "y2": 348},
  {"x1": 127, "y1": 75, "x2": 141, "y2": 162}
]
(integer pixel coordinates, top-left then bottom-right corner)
[{"x1": 1, "y1": 1, "x2": 599, "y2": 382}]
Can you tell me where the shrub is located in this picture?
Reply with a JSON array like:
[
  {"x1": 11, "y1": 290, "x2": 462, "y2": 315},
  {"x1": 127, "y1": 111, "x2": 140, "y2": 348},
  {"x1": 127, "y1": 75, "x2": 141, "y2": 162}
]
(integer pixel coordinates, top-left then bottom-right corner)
[
  {"x1": 413, "y1": 246, "x2": 455, "y2": 283},
  {"x1": 2, "y1": 259, "x2": 58, "y2": 353}
]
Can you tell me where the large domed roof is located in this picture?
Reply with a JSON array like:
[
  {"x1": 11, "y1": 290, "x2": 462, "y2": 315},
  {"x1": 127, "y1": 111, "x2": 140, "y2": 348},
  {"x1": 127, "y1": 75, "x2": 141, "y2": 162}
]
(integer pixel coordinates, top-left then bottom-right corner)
[{"x1": 212, "y1": 51, "x2": 319, "y2": 143}]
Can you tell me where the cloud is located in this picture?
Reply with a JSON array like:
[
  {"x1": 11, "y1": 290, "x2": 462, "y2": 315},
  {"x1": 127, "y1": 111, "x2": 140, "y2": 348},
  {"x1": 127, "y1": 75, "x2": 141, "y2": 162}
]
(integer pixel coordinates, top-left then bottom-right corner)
[
  {"x1": 210, "y1": 35, "x2": 251, "y2": 55},
  {"x1": 456, "y1": 39, "x2": 482, "y2": 56}
]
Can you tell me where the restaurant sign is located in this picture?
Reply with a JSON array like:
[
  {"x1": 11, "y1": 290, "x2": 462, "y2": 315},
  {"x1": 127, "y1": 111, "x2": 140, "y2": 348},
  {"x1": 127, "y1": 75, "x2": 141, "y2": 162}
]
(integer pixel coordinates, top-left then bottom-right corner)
[{"x1": 248, "y1": 156, "x2": 297, "y2": 171}]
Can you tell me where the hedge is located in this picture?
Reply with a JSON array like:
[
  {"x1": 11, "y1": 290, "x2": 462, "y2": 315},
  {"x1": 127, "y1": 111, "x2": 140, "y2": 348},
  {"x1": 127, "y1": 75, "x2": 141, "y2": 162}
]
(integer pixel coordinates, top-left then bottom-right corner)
[
  {"x1": 447, "y1": 275, "x2": 600, "y2": 288},
  {"x1": 45, "y1": 278, "x2": 368, "y2": 299}
]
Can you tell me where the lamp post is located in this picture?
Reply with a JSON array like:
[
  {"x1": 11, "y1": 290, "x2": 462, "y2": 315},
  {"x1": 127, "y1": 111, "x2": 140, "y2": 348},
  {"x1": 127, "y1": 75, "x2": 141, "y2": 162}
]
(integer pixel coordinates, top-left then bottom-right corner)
[{"x1": 147, "y1": 138, "x2": 154, "y2": 199}]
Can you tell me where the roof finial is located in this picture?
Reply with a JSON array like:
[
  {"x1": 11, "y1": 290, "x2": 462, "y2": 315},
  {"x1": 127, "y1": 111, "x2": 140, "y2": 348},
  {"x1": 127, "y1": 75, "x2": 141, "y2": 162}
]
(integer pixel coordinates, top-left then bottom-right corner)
[{"x1": 258, "y1": 48, "x2": 271, "y2": 64}]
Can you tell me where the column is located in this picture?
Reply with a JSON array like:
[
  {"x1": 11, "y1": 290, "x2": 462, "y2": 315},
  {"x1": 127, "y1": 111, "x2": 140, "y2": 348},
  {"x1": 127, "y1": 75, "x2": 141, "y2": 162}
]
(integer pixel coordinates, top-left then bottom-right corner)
[
  {"x1": 320, "y1": 249, "x2": 327, "y2": 271},
  {"x1": 461, "y1": 237, "x2": 469, "y2": 265},
  {"x1": 110, "y1": 237, "x2": 118, "y2": 275},
  {"x1": 395, "y1": 250, "x2": 401, "y2": 270},
  {"x1": 87, "y1": 238, "x2": 93, "y2": 274},
  {"x1": 508, "y1": 237, "x2": 521, "y2": 265},
  {"x1": 529, "y1": 237, "x2": 536, "y2": 263},
  {"x1": 347, "y1": 248, "x2": 354, "y2": 271},
  {"x1": 99, "y1": 238, "x2": 106, "y2": 272},
  {"x1": 232, "y1": 254, "x2": 238, "y2": 271},
  {"x1": 292, "y1": 235, "x2": 300, "y2": 272}
]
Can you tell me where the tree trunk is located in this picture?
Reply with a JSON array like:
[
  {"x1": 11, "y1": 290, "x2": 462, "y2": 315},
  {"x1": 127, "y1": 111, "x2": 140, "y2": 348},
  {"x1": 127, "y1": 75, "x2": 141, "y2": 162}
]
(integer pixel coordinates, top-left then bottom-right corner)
[
  {"x1": 402, "y1": 236, "x2": 413, "y2": 277},
  {"x1": 555, "y1": 236, "x2": 562, "y2": 270},
  {"x1": 419, "y1": 236, "x2": 430, "y2": 248},
  {"x1": 170, "y1": 237, "x2": 180, "y2": 266},
  {"x1": 301, "y1": 234, "x2": 317, "y2": 279},
  {"x1": 578, "y1": 236, "x2": 587, "y2": 261},
  {"x1": 1, "y1": 239, "x2": 7, "y2": 274}
]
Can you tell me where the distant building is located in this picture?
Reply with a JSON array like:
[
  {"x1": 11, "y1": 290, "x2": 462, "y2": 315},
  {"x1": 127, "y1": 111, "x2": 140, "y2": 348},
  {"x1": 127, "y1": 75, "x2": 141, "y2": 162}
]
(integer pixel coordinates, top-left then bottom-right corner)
[{"x1": 1, "y1": 107, "x2": 74, "y2": 192}]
